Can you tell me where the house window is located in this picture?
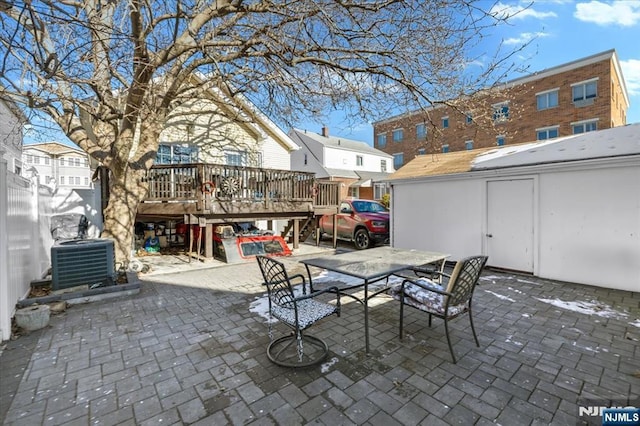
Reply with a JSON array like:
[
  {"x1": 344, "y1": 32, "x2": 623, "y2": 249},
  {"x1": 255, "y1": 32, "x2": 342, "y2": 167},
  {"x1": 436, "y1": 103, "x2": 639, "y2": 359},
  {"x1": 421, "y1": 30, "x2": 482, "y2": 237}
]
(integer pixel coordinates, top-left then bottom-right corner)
[
  {"x1": 75, "y1": 176, "x2": 81, "y2": 185},
  {"x1": 381, "y1": 159, "x2": 387, "y2": 172},
  {"x1": 60, "y1": 158, "x2": 64, "y2": 166},
  {"x1": 442, "y1": 117, "x2": 449, "y2": 129},
  {"x1": 496, "y1": 136, "x2": 505, "y2": 146},
  {"x1": 225, "y1": 150, "x2": 247, "y2": 166},
  {"x1": 442, "y1": 144, "x2": 449, "y2": 153},
  {"x1": 74, "y1": 158, "x2": 80, "y2": 167},
  {"x1": 84, "y1": 177, "x2": 89, "y2": 186},
  {"x1": 156, "y1": 143, "x2": 199, "y2": 164},
  {"x1": 33, "y1": 156, "x2": 40, "y2": 165},
  {"x1": 392, "y1": 129, "x2": 404, "y2": 143},
  {"x1": 572, "y1": 120, "x2": 598, "y2": 134},
  {"x1": 536, "y1": 126, "x2": 559, "y2": 140},
  {"x1": 466, "y1": 113, "x2": 473, "y2": 124},
  {"x1": 44, "y1": 157, "x2": 50, "y2": 165},
  {"x1": 377, "y1": 133, "x2": 387, "y2": 148},
  {"x1": 26, "y1": 154, "x2": 33, "y2": 163},
  {"x1": 84, "y1": 158, "x2": 89, "y2": 167},
  {"x1": 416, "y1": 124, "x2": 427, "y2": 139},
  {"x1": 356, "y1": 155, "x2": 363, "y2": 166},
  {"x1": 60, "y1": 176, "x2": 65, "y2": 185},
  {"x1": 572, "y1": 79, "x2": 598, "y2": 103},
  {"x1": 465, "y1": 140, "x2": 474, "y2": 150},
  {"x1": 417, "y1": 148, "x2": 426, "y2": 155},
  {"x1": 348, "y1": 187, "x2": 359, "y2": 198},
  {"x1": 393, "y1": 153, "x2": 404, "y2": 168},
  {"x1": 536, "y1": 89, "x2": 559, "y2": 110},
  {"x1": 492, "y1": 102, "x2": 509, "y2": 123},
  {"x1": 373, "y1": 183, "x2": 389, "y2": 200}
]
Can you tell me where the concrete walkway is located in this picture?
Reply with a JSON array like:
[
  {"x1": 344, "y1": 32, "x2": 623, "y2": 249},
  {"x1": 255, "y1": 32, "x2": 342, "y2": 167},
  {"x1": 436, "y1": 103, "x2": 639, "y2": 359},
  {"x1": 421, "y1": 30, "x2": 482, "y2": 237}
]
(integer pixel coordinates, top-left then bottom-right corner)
[{"x1": 1, "y1": 247, "x2": 638, "y2": 425}]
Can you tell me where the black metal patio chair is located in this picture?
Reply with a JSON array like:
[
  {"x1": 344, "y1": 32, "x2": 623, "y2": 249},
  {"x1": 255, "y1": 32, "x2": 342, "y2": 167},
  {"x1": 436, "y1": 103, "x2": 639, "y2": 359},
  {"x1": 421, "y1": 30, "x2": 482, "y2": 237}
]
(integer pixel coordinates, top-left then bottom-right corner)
[
  {"x1": 389, "y1": 255, "x2": 488, "y2": 363},
  {"x1": 256, "y1": 255, "x2": 341, "y2": 367}
]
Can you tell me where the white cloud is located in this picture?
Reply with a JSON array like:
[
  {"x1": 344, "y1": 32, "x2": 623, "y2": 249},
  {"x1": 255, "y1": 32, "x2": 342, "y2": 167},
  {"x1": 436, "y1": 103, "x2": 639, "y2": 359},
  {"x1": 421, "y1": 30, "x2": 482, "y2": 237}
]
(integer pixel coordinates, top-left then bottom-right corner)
[
  {"x1": 574, "y1": 1, "x2": 640, "y2": 26},
  {"x1": 490, "y1": 2, "x2": 558, "y2": 20},
  {"x1": 503, "y1": 31, "x2": 551, "y2": 45},
  {"x1": 620, "y1": 59, "x2": 640, "y2": 96}
]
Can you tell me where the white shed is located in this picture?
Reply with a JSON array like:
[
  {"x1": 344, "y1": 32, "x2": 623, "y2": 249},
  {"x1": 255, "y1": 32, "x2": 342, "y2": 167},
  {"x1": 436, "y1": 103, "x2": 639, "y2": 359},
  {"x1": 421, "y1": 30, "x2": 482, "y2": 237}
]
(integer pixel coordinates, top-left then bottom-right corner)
[{"x1": 388, "y1": 124, "x2": 640, "y2": 292}]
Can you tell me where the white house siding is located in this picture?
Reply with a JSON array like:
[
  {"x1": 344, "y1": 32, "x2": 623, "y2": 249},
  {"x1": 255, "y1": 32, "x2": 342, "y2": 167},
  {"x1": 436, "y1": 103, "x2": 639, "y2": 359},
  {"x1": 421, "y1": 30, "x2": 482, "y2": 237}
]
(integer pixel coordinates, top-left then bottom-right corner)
[
  {"x1": 0, "y1": 99, "x2": 24, "y2": 174},
  {"x1": 391, "y1": 158, "x2": 640, "y2": 292},
  {"x1": 259, "y1": 137, "x2": 291, "y2": 170},
  {"x1": 323, "y1": 147, "x2": 391, "y2": 173}
]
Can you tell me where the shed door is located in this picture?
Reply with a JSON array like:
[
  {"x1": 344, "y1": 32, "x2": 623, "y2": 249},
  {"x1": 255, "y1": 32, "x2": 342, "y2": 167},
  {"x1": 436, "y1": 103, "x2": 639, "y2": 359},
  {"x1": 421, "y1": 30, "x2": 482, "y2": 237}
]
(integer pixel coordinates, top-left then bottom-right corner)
[{"x1": 487, "y1": 179, "x2": 534, "y2": 273}]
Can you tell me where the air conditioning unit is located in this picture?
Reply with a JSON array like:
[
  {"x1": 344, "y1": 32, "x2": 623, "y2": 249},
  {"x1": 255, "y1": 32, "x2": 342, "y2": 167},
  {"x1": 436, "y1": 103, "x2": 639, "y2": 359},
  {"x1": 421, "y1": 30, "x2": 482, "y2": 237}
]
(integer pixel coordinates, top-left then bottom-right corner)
[{"x1": 51, "y1": 239, "x2": 116, "y2": 290}]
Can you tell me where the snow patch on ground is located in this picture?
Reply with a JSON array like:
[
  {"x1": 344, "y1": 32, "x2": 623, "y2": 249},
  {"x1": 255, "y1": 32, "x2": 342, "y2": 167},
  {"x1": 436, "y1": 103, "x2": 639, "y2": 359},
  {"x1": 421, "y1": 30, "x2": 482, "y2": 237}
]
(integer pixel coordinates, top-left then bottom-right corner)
[
  {"x1": 505, "y1": 335, "x2": 524, "y2": 346},
  {"x1": 320, "y1": 357, "x2": 339, "y2": 373},
  {"x1": 629, "y1": 319, "x2": 640, "y2": 328},
  {"x1": 537, "y1": 298, "x2": 628, "y2": 319},
  {"x1": 484, "y1": 290, "x2": 516, "y2": 302}
]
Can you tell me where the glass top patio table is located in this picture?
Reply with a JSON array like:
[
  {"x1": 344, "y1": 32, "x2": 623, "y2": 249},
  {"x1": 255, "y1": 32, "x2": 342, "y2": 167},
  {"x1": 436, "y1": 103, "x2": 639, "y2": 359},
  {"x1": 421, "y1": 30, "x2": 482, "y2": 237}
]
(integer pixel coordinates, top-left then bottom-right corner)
[{"x1": 300, "y1": 246, "x2": 449, "y2": 353}]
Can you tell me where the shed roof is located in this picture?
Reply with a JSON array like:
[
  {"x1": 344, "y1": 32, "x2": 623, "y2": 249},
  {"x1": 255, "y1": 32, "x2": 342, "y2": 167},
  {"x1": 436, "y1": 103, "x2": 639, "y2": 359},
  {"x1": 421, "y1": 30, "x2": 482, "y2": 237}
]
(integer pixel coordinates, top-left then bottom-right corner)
[{"x1": 388, "y1": 123, "x2": 640, "y2": 180}]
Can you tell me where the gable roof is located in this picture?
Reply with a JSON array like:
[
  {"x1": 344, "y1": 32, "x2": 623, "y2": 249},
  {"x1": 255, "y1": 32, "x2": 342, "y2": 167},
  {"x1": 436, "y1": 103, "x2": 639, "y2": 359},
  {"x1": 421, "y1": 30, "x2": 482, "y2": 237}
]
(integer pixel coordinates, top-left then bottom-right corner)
[
  {"x1": 290, "y1": 128, "x2": 392, "y2": 158},
  {"x1": 388, "y1": 123, "x2": 640, "y2": 180},
  {"x1": 189, "y1": 75, "x2": 299, "y2": 153},
  {"x1": 23, "y1": 141, "x2": 85, "y2": 156}
]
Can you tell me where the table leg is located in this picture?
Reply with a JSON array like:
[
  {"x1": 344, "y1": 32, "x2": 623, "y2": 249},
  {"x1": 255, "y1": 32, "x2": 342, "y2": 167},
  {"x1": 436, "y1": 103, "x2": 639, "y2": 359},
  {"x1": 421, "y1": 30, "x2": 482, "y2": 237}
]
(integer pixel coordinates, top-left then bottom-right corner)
[{"x1": 364, "y1": 279, "x2": 369, "y2": 353}]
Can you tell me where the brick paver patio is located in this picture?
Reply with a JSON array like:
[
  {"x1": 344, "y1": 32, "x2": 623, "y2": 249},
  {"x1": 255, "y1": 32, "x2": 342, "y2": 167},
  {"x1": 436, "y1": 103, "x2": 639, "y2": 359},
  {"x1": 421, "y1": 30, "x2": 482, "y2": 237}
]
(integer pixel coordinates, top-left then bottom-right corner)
[{"x1": 1, "y1": 248, "x2": 638, "y2": 425}]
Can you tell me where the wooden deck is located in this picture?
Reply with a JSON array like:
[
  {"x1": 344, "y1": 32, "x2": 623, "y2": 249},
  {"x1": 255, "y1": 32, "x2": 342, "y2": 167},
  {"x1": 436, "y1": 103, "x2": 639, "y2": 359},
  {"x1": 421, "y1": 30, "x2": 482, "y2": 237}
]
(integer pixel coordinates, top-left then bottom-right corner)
[{"x1": 137, "y1": 164, "x2": 340, "y2": 256}]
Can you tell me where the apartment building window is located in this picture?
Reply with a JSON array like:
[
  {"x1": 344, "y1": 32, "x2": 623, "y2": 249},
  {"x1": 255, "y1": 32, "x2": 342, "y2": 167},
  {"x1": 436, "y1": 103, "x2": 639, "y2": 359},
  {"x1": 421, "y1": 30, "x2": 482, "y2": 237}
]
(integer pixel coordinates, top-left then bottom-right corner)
[
  {"x1": 442, "y1": 144, "x2": 449, "y2": 153},
  {"x1": 465, "y1": 113, "x2": 473, "y2": 124},
  {"x1": 84, "y1": 158, "x2": 89, "y2": 167},
  {"x1": 84, "y1": 177, "x2": 89, "y2": 186},
  {"x1": 377, "y1": 133, "x2": 387, "y2": 148},
  {"x1": 536, "y1": 126, "x2": 559, "y2": 140},
  {"x1": 74, "y1": 158, "x2": 81, "y2": 167},
  {"x1": 60, "y1": 158, "x2": 65, "y2": 166},
  {"x1": 536, "y1": 89, "x2": 559, "y2": 110},
  {"x1": 572, "y1": 78, "x2": 597, "y2": 103},
  {"x1": 381, "y1": 159, "x2": 387, "y2": 172},
  {"x1": 417, "y1": 148, "x2": 426, "y2": 155},
  {"x1": 392, "y1": 129, "x2": 404, "y2": 143},
  {"x1": 45, "y1": 157, "x2": 50, "y2": 165},
  {"x1": 393, "y1": 153, "x2": 404, "y2": 168},
  {"x1": 465, "y1": 140, "x2": 474, "y2": 150},
  {"x1": 442, "y1": 117, "x2": 449, "y2": 129},
  {"x1": 60, "y1": 176, "x2": 65, "y2": 185},
  {"x1": 33, "y1": 156, "x2": 40, "y2": 164},
  {"x1": 416, "y1": 123, "x2": 427, "y2": 139},
  {"x1": 492, "y1": 102, "x2": 509, "y2": 123},
  {"x1": 496, "y1": 136, "x2": 505, "y2": 146},
  {"x1": 356, "y1": 155, "x2": 363, "y2": 166},
  {"x1": 26, "y1": 154, "x2": 33, "y2": 163},
  {"x1": 572, "y1": 119, "x2": 598, "y2": 134}
]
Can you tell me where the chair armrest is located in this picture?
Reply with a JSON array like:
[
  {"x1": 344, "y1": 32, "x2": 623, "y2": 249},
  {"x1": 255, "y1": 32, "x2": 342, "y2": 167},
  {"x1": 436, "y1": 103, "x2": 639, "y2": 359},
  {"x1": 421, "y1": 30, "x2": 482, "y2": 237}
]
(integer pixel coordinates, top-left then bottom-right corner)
[
  {"x1": 294, "y1": 286, "x2": 340, "y2": 302},
  {"x1": 401, "y1": 278, "x2": 451, "y2": 297},
  {"x1": 410, "y1": 265, "x2": 437, "y2": 278},
  {"x1": 289, "y1": 273, "x2": 308, "y2": 294}
]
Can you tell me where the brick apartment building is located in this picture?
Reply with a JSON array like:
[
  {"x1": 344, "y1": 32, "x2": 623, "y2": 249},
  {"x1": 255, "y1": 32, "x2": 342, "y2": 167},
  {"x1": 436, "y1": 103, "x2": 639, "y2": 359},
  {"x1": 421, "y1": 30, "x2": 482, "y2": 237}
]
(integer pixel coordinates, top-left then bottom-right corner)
[{"x1": 373, "y1": 49, "x2": 629, "y2": 169}]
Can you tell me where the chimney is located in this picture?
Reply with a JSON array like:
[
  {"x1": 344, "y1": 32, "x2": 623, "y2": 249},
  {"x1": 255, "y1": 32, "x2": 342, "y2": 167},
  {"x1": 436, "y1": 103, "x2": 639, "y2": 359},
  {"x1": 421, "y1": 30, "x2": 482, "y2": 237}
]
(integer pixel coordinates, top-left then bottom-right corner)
[{"x1": 321, "y1": 126, "x2": 329, "y2": 137}]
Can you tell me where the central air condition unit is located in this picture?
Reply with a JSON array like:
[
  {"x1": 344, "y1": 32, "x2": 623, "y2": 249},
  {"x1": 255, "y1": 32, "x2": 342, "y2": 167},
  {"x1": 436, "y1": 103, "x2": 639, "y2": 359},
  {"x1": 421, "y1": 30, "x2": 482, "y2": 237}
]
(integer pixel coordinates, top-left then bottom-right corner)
[{"x1": 51, "y1": 239, "x2": 116, "y2": 290}]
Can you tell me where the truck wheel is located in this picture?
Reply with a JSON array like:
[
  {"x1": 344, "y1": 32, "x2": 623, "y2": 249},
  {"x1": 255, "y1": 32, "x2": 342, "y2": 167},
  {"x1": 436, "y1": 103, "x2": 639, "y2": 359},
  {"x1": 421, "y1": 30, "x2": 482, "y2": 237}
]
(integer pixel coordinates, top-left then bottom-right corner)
[{"x1": 353, "y1": 228, "x2": 371, "y2": 250}]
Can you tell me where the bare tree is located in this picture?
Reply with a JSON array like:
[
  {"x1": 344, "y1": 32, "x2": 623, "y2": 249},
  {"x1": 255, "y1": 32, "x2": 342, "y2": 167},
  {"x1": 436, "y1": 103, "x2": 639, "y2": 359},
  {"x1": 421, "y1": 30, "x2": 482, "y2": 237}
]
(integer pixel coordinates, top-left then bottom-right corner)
[{"x1": 0, "y1": 0, "x2": 522, "y2": 265}]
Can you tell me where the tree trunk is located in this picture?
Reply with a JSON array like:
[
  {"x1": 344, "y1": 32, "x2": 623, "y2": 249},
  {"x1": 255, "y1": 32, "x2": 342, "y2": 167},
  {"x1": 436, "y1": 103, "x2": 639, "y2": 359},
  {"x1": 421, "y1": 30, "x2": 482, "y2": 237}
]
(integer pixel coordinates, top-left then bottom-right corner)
[{"x1": 100, "y1": 165, "x2": 149, "y2": 269}]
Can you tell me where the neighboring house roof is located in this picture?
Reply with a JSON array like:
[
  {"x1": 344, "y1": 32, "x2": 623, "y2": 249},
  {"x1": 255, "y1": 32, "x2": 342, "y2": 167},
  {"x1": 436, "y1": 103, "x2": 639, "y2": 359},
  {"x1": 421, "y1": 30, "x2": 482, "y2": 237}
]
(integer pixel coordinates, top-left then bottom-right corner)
[
  {"x1": 290, "y1": 128, "x2": 392, "y2": 158},
  {"x1": 353, "y1": 171, "x2": 393, "y2": 186},
  {"x1": 388, "y1": 123, "x2": 640, "y2": 180},
  {"x1": 23, "y1": 141, "x2": 86, "y2": 156},
  {"x1": 190, "y1": 75, "x2": 299, "y2": 153}
]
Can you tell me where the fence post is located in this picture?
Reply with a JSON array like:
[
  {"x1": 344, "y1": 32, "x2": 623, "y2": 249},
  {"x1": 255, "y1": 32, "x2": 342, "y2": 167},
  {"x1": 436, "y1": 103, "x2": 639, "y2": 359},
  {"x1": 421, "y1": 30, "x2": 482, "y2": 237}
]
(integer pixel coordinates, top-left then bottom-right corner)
[{"x1": 0, "y1": 150, "x2": 10, "y2": 341}]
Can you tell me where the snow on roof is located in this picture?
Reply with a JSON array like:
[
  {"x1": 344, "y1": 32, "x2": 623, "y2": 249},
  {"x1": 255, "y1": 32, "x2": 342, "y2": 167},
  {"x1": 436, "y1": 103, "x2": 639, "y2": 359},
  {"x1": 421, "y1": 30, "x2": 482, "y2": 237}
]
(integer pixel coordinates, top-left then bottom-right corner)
[
  {"x1": 472, "y1": 123, "x2": 640, "y2": 170},
  {"x1": 291, "y1": 128, "x2": 392, "y2": 158}
]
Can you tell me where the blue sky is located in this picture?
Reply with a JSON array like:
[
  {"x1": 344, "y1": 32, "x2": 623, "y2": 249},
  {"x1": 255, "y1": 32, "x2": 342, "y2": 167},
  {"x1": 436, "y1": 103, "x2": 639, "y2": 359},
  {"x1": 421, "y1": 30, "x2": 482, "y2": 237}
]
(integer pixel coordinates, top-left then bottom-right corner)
[{"x1": 297, "y1": 0, "x2": 640, "y2": 145}]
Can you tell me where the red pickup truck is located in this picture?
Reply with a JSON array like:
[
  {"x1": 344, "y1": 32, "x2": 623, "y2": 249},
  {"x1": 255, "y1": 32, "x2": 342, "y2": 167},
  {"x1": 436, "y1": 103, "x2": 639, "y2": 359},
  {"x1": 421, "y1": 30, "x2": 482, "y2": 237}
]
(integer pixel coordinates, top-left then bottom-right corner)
[{"x1": 318, "y1": 199, "x2": 390, "y2": 249}]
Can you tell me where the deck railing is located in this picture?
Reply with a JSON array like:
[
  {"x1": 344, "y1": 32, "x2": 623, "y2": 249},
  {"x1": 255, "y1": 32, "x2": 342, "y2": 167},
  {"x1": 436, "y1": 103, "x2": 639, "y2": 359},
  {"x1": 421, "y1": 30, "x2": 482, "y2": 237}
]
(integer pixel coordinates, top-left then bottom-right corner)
[{"x1": 143, "y1": 163, "x2": 339, "y2": 208}]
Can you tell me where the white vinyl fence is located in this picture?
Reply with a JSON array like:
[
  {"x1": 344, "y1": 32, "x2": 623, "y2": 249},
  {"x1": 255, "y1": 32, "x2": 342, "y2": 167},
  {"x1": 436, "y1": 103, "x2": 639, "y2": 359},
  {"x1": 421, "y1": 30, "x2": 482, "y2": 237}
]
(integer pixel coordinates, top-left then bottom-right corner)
[{"x1": 0, "y1": 156, "x2": 54, "y2": 341}]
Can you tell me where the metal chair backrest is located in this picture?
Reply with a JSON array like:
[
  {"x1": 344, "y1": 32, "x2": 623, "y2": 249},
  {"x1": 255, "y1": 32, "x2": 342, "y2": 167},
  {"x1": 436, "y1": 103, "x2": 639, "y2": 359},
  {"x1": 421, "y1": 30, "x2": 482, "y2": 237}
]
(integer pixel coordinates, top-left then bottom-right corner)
[
  {"x1": 256, "y1": 255, "x2": 295, "y2": 308},
  {"x1": 446, "y1": 255, "x2": 488, "y2": 306}
]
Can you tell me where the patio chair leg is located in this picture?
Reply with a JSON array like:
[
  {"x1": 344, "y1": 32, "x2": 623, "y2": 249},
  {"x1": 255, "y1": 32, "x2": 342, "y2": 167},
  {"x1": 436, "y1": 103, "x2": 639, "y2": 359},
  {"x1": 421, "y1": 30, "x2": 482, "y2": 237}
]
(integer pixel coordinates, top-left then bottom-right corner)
[
  {"x1": 443, "y1": 318, "x2": 457, "y2": 364},
  {"x1": 428, "y1": 313, "x2": 432, "y2": 327},
  {"x1": 468, "y1": 307, "x2": 480, "y2": 347},
  {"x1": 399, "y1": 297, "x2": 405, "y2": 340}
]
